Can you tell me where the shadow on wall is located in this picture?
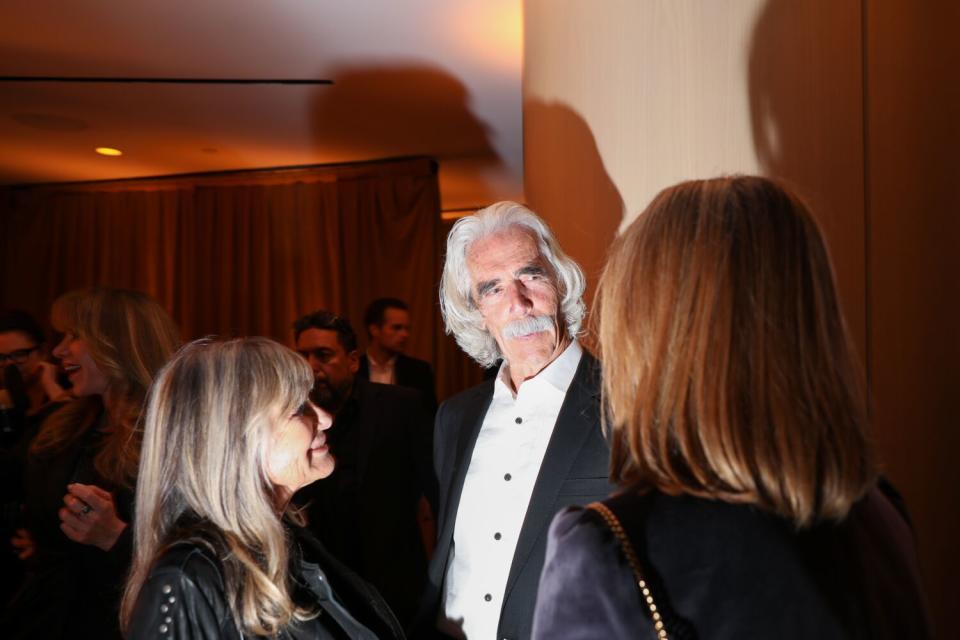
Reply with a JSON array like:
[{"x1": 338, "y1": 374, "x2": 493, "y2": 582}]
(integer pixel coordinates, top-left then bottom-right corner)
[
  {"x1": 306, "y1": 63, "x2": 503, "y2": 400},
  {"x1": 749, "y1": 0, "x2": 954, "y2": 630},
  {"x1": 746, "y1": 0, "x2": 867, "y2": 357},
  {"x1": 308, "y1": 64, "x2": 503, "y2": 207},
  {"x1": 523, "y1": 98, "x2": 624, "y2": 345}
]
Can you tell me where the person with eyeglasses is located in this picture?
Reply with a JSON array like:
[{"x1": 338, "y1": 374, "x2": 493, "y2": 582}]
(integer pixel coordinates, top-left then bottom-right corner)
[
  {"x1": 0, "y1": 310, "x2": 69, "y2": 605},
  {"x1": 0, "y1": 309, "x2": 68, "y2": 436}
]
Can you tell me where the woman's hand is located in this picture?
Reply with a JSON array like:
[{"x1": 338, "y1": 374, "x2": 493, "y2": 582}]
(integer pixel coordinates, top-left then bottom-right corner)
[
  {"x1": 10, "y1": 528, "x2": 35, "y2": 560},
  {"x1": 59, "y1": 483, "x2": 127, "y2": 551}
]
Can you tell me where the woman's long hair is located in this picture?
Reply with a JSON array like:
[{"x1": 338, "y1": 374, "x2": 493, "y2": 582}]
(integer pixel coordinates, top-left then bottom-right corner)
[
  {"x1": 29, "y1": 288, "x2": 180, "y2": 487},
  {"x1": 121, "y1": 337, "x2": 317, "y2": 637},
  {"x1": 598, "y1": 176, "x2": 876, "y2": 527}
]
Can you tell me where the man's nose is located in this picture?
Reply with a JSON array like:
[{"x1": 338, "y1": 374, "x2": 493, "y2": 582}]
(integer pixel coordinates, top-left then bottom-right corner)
[
  {"x1": 507, "y1": 280, "x2": 533, "y2": 312},
  {"x1": 307, "y1": 356, "x2": 324, "y2": 375}
]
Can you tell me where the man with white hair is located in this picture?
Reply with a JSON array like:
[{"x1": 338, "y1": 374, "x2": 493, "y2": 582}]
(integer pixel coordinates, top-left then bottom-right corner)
[{"x1": 417, "y1": 202, "x2": 614, "y2": 640}]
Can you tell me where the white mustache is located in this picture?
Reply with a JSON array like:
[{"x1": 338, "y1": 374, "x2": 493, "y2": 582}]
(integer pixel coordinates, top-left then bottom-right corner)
[{"x1": 502, "y1": 315, "x2": 555, "y2": 339}]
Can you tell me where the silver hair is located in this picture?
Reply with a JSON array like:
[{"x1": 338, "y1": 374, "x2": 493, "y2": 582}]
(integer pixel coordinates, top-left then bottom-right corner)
[{"x1": 439, "y1": 201, "x2": 586, "y2": 367}]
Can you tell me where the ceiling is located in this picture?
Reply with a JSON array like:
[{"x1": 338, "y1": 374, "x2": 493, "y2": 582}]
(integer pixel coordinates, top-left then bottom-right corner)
[{"x1": 0, "y1": 0, "x2": 524, "y2": 210}]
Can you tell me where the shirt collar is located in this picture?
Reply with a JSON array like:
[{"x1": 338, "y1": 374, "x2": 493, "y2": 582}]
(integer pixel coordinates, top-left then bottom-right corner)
[
  {"x1": 367, "y1": 352, "x2": 397, "y2": 368},
  {"x1": 495, "y1": 339, "x2": 583, "y2": 399}
]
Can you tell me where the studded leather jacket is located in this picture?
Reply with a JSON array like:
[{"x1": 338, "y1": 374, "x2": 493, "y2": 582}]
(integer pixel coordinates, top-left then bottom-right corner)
[{"x1": 127, "y1": 528, "x2": 405, "y2": 640}]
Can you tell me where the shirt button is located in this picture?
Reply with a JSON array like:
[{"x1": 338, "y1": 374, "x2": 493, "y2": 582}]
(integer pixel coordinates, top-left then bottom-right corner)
[
  {"x1": 504, "y1": 473, "x2": 512, "y2": 481},
  {"x1": 515, "y1": 417, "x2": 522, "y2": 424},
  {"x1": 484, "y1": 593, "x2": 492, "y2": 602},
  {"x1": 494, "y1": 532, "x2": 502, "y2": 540}
]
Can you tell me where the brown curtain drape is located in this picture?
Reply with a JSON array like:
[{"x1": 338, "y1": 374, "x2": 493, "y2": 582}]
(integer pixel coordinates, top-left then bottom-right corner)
[{"x1": 0, "y1": 157, "x2": 482, "y2": 400}]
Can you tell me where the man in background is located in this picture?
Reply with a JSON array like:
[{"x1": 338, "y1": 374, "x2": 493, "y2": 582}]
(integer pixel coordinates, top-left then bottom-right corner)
[
  {"x1": 359, "y1": 297, "x2": 437, "y2": 413},
  {"x1": 293, "y1": 310, "x2": 436, "y2": 628}
]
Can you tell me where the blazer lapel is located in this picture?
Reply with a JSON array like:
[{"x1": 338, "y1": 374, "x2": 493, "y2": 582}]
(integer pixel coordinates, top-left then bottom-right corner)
[
  {"x1": 395, "y1": 354, "x2": 412, "y2": 387},
  {"x1": 502, "y1": 352, "x2": 601, "y2": 600},
  {"x1": 351, "y1": 380, "x2": 379, "y2": 484}
]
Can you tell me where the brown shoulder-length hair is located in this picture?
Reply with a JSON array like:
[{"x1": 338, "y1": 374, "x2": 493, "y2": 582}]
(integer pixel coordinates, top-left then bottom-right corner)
[
  {"x1": 597, "y1": 176, "x2": 876, "y2": 527},
  {"x1": 30, "y1": 288, "x2": 181, "y2": 487}
]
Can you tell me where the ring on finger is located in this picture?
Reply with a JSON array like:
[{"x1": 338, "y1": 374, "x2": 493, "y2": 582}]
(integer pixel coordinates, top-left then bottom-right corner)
[{"x1": 79, "y1": 504, "x2": 93, "y2": 516}]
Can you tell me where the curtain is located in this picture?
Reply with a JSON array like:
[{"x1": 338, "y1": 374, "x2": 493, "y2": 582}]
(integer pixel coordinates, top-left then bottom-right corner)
[{"x1": 0, "y1": 157, "x2": 482, "y2": 401}]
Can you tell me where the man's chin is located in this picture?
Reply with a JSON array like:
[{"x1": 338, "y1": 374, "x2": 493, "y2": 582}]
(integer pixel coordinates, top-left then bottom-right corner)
[{"x1": 310, "y1": 388, "x2": 337, "y2": 412}]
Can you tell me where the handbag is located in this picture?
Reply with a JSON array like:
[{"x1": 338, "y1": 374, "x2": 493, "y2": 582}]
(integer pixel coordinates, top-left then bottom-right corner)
[{"x1": 587, "y1": 501, "x2": 669, "y2": 640}]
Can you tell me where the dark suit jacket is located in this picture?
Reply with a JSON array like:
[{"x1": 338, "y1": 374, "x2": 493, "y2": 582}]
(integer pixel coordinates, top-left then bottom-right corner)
[
  {"x1": 297, "y1": 379, "x2": 437, "y2": 630},
  {"x1": 417, "y1": 350, "x2": 614, "y2": 640},
  {"x1": 359, "y1": 353, "x2": 438, "y2": 414}
]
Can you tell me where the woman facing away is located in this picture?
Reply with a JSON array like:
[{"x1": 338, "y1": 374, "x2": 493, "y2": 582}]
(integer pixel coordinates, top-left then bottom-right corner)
[
  {"x1": 532, "y1": 176, "x2": 933, "y2": 639},
  {"x1": 122, "y1": 337, "x2": 405, "y2": 640},
  {"x1": 3, "y1": 288, "x2": 180, "y2": 639}
]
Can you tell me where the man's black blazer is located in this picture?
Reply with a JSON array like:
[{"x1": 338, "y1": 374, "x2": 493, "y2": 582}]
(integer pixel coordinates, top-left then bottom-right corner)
[
  {"x1": 298, "y1": 379, "x2": 437, "y2": 629},
  {"x1": 359, "y1": 352, "x2": 438, "y2": 414},
  {"x1": 417, "y1": 350, "x2": 614, "y2": 640}
]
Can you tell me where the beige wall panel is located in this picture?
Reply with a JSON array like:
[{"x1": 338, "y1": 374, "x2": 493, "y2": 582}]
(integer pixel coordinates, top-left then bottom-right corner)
[
  {"x1": 524, "y1": 0, "x2": 867, "y2": 360},
  {"x1": 866, "y1": 0, "x2": 960, "y2": 628}
]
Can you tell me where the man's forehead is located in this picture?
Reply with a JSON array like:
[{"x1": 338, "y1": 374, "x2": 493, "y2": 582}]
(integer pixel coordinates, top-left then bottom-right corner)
[
  {"x1": 467, "y1": 227, "x2": 544, "y2": 275},
  {"x1": 0, "y1": 331, "x2": 35, "y2": 350},
  {"x1": 296, "y1": 328, "x2": 341, "y2": 350},
  {"x1": 383, "y1": 308, "x2": 410, "y2": 324}
]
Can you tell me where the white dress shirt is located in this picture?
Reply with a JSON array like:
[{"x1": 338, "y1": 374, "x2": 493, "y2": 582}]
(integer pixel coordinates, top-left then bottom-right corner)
[
  {"x1": 366, "y1": 353, "x2": 396, "y2": 385},
  {"x1": 438, "y1": 340, "x2": 583, "y2": 640}
]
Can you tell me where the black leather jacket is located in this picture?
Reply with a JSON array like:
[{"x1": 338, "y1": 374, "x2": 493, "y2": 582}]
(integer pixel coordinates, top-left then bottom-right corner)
[{"x1": 128, "y1": 527, "x2": 405, "y2": 640}]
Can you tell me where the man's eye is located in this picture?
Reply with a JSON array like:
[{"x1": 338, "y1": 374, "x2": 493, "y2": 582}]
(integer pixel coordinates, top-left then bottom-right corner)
[{"x1": 293, "y1": 402, "x2": 310, "y2": 417}]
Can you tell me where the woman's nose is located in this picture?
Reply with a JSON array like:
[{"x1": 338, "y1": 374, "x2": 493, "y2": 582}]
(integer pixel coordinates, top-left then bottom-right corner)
[
  {"x1": 311, "y1": 403, "x2": 333, "y2": 431},
  {"x1": 52, "y1": 336, "x2": 68, "y2": 358}
]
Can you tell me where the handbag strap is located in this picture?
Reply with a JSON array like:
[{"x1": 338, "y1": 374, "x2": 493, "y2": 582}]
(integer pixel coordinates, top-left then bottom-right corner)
[{"x1": 587, "y1": 501, "x2": 669, "y2": 639}]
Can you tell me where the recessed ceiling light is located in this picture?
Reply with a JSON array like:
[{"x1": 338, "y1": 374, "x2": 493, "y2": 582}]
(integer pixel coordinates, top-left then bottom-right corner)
[{"x1": 95, "y1": 147, "x2": 123, "y2": 156}]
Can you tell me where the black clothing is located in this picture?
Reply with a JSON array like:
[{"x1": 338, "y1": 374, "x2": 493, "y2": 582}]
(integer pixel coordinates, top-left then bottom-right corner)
[
  {"x1": 2, "y1": 403, "x2": 134, "y2": 640},
  {"x1": 0, "y1": 399, "x2": 65, "y2": 605},
  {"x1": 128, "y1": 527, "x2": 405, "y2": 640},
  {"x1": 416, "y1": 351, "x2": 614, "y2": 640},
  {"x1": 297, "y1": 379, "x2": 436, "y2": 629},
  {"x1": 359, "y1": 353, "x2": 437, "y2": 414},
  {"x1": 533, "y1": 486, "x2": 933, "y2": 640}
]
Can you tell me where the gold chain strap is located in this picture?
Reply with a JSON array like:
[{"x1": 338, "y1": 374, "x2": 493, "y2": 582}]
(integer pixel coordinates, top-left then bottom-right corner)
[{"x1": 587, "y1": 502, "x2": 669, "y2": 639}]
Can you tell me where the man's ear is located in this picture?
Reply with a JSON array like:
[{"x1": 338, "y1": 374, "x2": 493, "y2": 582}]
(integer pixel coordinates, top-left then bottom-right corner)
[
  {"x1": 347, "y1": 349, "x2": 360, "y2": 374},
  {"x1": 368, "y1": 323, "x2": 381, "y2": 341}
]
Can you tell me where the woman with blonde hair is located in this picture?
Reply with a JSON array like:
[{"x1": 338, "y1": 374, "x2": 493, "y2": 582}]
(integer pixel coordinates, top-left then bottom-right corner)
[
  {"x1": 532, "y1": 176, "x2": 932, "y2": 639},
  {"x1": 4, "y1": 287, "x2": 180, "y2": 639},
  {"x1": 122, "y1": 337, "x2": 404, "y2": 639}
]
